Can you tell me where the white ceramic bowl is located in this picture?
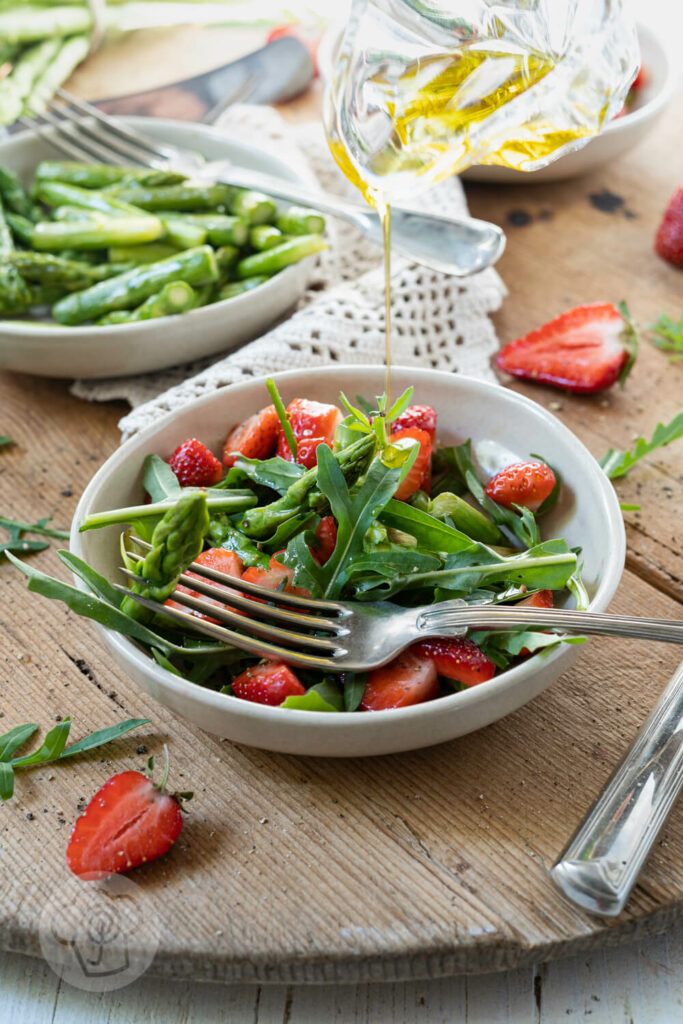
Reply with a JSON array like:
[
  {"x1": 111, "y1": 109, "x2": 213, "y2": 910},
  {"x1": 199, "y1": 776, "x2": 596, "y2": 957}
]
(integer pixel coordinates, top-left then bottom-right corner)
[
  {"x1": 319, "y1": 21, "x2": 674, "y2": 186},
  {"x1": 70, "y1": 366, "x2": 625, "y2": 757},
  {"x1": 0, "y1": 118, "x2": 314, "y2": 379}
]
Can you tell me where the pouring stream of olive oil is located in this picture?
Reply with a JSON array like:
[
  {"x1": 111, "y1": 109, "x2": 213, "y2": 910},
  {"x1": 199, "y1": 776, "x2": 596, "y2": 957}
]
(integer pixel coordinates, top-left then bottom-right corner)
[{"x1": 327, "y1": 44, "x2": 594, "y2": 405}]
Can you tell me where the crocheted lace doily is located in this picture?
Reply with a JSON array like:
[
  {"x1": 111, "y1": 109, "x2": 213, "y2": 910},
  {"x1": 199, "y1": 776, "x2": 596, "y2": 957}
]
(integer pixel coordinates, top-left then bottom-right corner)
[{"x1": 71, "y1": 105, "x2": 507, "y2": 439}]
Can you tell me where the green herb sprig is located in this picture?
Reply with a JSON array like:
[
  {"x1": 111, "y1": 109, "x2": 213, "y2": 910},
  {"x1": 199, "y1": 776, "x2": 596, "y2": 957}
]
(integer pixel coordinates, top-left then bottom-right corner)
[
  {"x1": 648, "y1": 312, "x2": 683, "y2": 362},
  {"x1": 600, "y1": 412, "x2": 683, "y2": 479},
  {"x1": 0, "y1": 514, "x2": 69, "y2": 556}
]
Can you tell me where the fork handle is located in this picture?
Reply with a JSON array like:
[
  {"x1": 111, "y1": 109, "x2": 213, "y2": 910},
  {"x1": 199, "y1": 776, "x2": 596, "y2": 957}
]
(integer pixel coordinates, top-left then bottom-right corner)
[
  {"x1": 417, "y1": 605, "x2": 683, "y2": 645},
  {"x1": 550, "y1": 660, "x2": 683, "y2": 916}
]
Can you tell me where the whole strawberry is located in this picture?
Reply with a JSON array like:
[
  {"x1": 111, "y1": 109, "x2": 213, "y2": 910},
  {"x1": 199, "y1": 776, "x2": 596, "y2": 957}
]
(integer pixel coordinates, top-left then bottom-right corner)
[
  {"x1": 66, "y1": 748, "x2": 191, "y2": 881},
  {"x1": 655, "y1": 187, "x2": 683, "y2": 267},
  {"x1": 169, "y1": 438, "x2": 223, "y2": 487},
  {"x1": 485, "y1": 461, "x2": 556, "y2": 512}
]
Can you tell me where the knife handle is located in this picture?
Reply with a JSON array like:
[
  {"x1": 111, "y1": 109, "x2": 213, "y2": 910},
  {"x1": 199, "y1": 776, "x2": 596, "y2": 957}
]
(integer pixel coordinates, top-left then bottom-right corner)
[{"x1": 550, "y1": 660, "x2": 683, "y2": 917}]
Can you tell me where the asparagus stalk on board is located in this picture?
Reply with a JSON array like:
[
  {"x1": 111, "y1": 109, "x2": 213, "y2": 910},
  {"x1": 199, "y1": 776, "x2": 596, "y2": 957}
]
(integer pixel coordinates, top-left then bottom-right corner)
[
  {"x1": 96, "y1": 280, "x2": 197, "y2": 325},
  {"x1": 236, "y1": 234, "x2": 326, "y2": 279},
  {"x1": 53, "y1": 244, "x2": 219, "y2": 324},
  {"x1": 35, "y1": 162, "x2": 186, "y2": 189},
  {"x1": 120, "y1": 491, "x2": 210, "y2": 622}
]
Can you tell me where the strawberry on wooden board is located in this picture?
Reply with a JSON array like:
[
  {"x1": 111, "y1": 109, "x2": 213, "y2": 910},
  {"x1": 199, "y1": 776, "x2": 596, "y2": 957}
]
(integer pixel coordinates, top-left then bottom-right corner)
[
  {"x1": 655, "y1": 187, "x2": 683, "y2": 267},
  {"x1": 231, "y1": 661, "x2": 306, "y2": 706},
  {"x1": 66, "y1": 748, "x2": 190, "y2": 881},
  {"x1": 389, "y1": 427, "x2": 433, "y2": 501},
  {"x1": 391, "y1": 404, "x2": 437, "y2": 441},
  {"x1": 168, "y1": 438, "x2": 222, "y2": 488},
  {"x1": 496, "y1": 302, "x2": 638, "y2": 393},
  {"x1": 222, "y1": 405, "x2": 280, "y2": 468},
  {"x1": 360, "y1": 650, "x2": 439, "y2": 711},
  {"x1": 414, "y1": 637, "x2": 496, "y2": 688},
  {"x1": 275, "y1": 397, "x2": 342, "y2": 466},
  {"x1": 165, "y1": 547, "x2": 244, "y2": 623},
  {"x1": 484, "y1": 461, "x2": 557, "y2": 512}
]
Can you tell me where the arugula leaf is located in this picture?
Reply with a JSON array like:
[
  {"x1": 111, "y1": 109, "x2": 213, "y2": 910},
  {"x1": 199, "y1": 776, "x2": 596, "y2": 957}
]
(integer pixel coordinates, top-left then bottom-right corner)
[
  {"x1": 57, "y1": 718, "x2": 151, "y2": 760},
  {"x1": 0, "y1": 762, "x2": 14, "y2": 801},
  {"x1": 225, "y1": 453, "x2": 305, "y2": 495},
  {"x1": 343, "y1": 674, "x2": 367, "y2": 712},
  {"x1": 143, "y1": 453, "x2": 182, "y2": 503},
  {"x1": 648, "y1": 311, "x2": 683, "y2": 362},
  {"x1": 0, "y1": 515, "x2": 69, "y2": 540},
  {"x1": 0, "y1": 435, "x2": 11, "y2": 449},
  {"x1": 10, "y1": 720, "x2": 72, "y2": 766},
  {"x1": 281, "y1": 679, "x2": 342, "y2": 712},
  {"x1": 431, "y1": 446, "x2": 467, "y2": 498},
  {"x1": 0, "y1": 723, "x2": 39, "y2": 761},
  {"x1": 207, "y1": 515, "x2": 269, "y2": 568},
  {"x1": 379, "y1": 500, "x2": 480, "y2": 554},
  {"x1": 261, "y1": 511, "x2": 317, "y2": 554},
  {"x1": 346, "y1": 549, "x2": 442, "y2": 587},
  {"x1": 599, "y1": 412, "x2": 683, "y2": 479}
]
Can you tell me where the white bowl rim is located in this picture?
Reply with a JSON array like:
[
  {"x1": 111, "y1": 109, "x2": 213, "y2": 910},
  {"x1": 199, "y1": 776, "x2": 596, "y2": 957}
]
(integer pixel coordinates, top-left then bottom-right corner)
[
  {"x1": 70, "y1": 365, "x2": 626, "y2": 731},
  {"x1": 0, "y1": 116, "x2": 311, "y2": 339}
]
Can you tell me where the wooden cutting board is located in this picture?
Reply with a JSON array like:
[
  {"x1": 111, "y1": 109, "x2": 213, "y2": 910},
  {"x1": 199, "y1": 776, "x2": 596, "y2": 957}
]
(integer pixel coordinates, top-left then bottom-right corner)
[{"x1": 0, "y1": 32, "x2": 681, "y2": 984}]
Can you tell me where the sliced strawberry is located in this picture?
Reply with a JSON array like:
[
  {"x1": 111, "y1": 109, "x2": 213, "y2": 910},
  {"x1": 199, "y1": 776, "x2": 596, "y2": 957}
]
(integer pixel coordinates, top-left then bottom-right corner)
[
  {"x1": 389, "y1": 427, "x2": 433, "y2": 501},
  {"x1": 231, "y1": 661, "x2": 306, "y2": 706},
  {"x1": 516, "y1": 589, "x2": 554, "y2": 656},
  {"x1": 311, "y1": 516, "x2": 337, "y2": 565},
  {"x1": 275, "y1": 398, "x2": 342, "y2": 467},
  {"x1": 415, "y1": 637, "x2": 496, "y2": 688},
  {"x1": 391, "y1": 404, "x2": 437, "y2": 441},
  {"x1": 241, "y1": 554, "x2": 311, "y2": 597},
  {"x1": 360, "y1": 650, "x2": 439, "y2": 711},
  {"x1": 496, "y1": 303, "x2": 638, "y2": 393},
  {"x1": 66, "y1": 759, "x2": 186, "y2": 880},
  {"x1": 655, "y1": 187, "x2": 683, "y2": 267},
  {"x1": 168, "y1": 438, "x2": 223, "y2": 488},
  {"x1": 223, "y1": 405, "x2": 280, "y2": 468},
  {"x1": 166, "y1": 547, "x2": 244, "y2": 623},
  {"x1": 277, "y1": 434, "x2": 332, "y2": 469},
  {"x1": 484, "y1": 461, "x2": 556, "y2": 512}
]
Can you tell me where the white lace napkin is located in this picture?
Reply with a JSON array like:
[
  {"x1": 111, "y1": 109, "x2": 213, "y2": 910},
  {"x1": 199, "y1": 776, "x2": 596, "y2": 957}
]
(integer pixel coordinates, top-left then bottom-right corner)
[{"x1": 71, "y1": 104, "x2": 507, "y2": 440}]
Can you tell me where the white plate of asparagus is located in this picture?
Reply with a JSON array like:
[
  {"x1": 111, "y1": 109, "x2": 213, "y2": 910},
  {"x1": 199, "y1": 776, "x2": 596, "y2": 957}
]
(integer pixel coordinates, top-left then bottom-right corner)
[{"x1": 0, "y1": 117, "x2": 325, "y2": 379}]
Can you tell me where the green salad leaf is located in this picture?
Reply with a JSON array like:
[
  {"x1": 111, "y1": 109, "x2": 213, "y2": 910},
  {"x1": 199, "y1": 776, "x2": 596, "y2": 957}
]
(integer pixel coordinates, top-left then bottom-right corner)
[
  {"x1": 599, "y1": 412, "x2": 683, "y2": 479},
  {"x1": 648, "y1": 311, "x2": 683, "y2": 362}
]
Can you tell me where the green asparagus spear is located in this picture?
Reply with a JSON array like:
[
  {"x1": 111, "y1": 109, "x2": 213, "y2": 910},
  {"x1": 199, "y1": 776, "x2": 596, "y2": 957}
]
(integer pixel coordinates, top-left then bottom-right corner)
[
  {"x1": 34, "y1": 180, "x2": 152, "y2": 219},
  {"x1": 25, "y1": 34, "x2": 89, "y2": 115},
  {"x1": 105, "y1": 183, "x2": 235, "y2": 212},
  {"x1": 0, "y1": 7, "x2": 90, "y2": 45},
  {"x1": 238, "y1": 433, "x2": 376, "y2": 540},
  {"x1": 32, "y1": 216, "x2": 165, "y2": 251},
  {"x1": 35, "y1": 161, "x2": 185, "y2": 189},
  {"x1": 0, "y1": 166, "x2": 39, "y2": 220},
  {"x1": 53, "y1": 245, "x2": 219, "y2": 325},
  {"x1": 0, "y1": 42, "x2": 18, "y2": 67},
  {"x1": 120, "y1": 491, "x2": 210, "y2": 622},
  {"x1": 276, "y1": 206, "x2": 326, "y2": 236},
  {"x1": 179, "y1": 213, "x2": 248, "y2": 247},
  {"x1": 162, "y1": 216, "x2": 206, "y2": 249},
  {"x1": 9, "y1": 251, "x2": 126, "y2": 289},
  {"x1": 96, "y1": 281, "x2": 197, "y2": 325},
  {"x1": 51, "y1": 205, "x2": 105, "y2": 223},
  {"x1": 230, "y1": 189, "x2": 277, "y2": 226},
  {"x1": 249, "y1": 224, "x2": 284, "y2": 251},
  {"x1": 5, "y1": 211, "x2": 34, "y2": 246},
  {"x1": 216, "y1": 276, "x2": 268, "y2": 301},
  {"x1": 214, "y1": 245, "x2": 239, "y2": 273},
  {"x1": 108, "y1": 242, "x2": 180, "y2": 265},
  {"x1": 235, "y1": 234, "x2": 326, "y2": 280},
  {"x1": 0, "y1": 197, "x2": 31, "y2": 313},
  {"x1": 0, "y1": 38, "x2": 60, "y2": 125}
]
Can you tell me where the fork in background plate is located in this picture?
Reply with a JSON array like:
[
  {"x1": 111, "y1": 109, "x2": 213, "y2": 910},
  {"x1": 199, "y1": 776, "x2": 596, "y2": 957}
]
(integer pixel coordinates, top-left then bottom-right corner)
[
  {"x1": 115, "y1": 537, "x2": 683, "y2": 674},
  {"x1": 17, "y1": 88, "x2": 506, "y2": 278}
]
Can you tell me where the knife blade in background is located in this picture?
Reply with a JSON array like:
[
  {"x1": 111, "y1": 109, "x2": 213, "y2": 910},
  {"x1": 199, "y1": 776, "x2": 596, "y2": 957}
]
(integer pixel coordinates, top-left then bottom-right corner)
[{"x1": 96, "y1": 36, "x2": 315, "y2": 123}]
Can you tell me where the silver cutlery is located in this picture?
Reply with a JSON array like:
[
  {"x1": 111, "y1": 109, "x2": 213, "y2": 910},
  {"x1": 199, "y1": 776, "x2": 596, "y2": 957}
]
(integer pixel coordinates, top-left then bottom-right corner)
[{"x1": 19, "y1": 88, "x2": 506, "y2": 277}]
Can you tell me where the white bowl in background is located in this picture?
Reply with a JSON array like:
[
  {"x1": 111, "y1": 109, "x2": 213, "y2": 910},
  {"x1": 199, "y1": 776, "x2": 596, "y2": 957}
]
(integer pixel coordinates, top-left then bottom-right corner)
[
  {"x1": 0, "y1": 118, "x2": 314, "y2": 379},
  {"x1": 319, "y1": 22, "x2": 674, "y2": 186},
  {"x1": 70, "y1": 366, "x2": 625, "y2": 758}
]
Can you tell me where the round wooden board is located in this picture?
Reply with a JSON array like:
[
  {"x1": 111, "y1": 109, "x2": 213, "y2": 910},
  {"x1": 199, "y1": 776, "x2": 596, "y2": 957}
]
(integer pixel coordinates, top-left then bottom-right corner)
[{"x1": 0, "y1": 28, "x2": 682, "y2": 985}]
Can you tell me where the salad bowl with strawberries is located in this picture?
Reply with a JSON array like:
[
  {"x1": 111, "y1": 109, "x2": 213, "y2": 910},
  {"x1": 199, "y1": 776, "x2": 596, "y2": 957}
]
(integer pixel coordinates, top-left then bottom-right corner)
[{"x1": 41, "y1": 366, "x2": 624, "y2": 756}]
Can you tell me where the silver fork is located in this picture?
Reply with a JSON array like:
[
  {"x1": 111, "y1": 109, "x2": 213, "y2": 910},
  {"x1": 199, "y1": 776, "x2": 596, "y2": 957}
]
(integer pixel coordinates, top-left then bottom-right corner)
[
  {"x1": 114, "y1": 538, "x2": 683, "y2": 673},
  {"x1": 18, "y1": 88, "x2": 506, "y2": 277}
]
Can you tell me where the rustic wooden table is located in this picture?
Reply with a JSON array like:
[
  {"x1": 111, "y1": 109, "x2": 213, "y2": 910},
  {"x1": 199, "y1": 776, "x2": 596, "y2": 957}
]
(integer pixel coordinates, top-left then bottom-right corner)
[{"x1": 0, "y1": 12, "x2": 681, "y2": 1022}]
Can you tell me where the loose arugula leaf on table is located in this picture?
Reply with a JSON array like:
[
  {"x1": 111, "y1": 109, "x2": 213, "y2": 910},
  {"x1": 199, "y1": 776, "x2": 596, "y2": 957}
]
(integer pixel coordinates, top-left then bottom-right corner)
[
  {"x1": 0, "y1": 514, "x2": 69, "y2": 557},
  {"x1": 0, "y1": 435, "x2": 11, "y2": 449},
  {"x1": 648, "y1": 311, "x2": 683, "y2": 362},
  {"x1": 599, "y1": 412, "x2": 683, "y2": 479},
  {"x1": 0, "y1": 716, "x2": 149, "y2": 800}
]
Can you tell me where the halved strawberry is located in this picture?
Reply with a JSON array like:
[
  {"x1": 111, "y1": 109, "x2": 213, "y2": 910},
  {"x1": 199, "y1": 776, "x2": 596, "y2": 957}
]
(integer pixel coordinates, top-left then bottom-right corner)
[
  {"x1": 391, "y1": 404, "x2": 437, "y2": 441},
  {"x1": 484, "y1": 461, "x2": 556, "y2": 512},
  {"x1": 241, "y1": 554, "x2": 311, "y2": 597},
  {"x1": 66, "y1": 753, "x2": 188, "y2": 880},
  {"x1": 275, "y1": 398, "x2": 342, "y2": 466},
  {"x1": 231, "y1": 661, "x2": 306, "y2": 706},
  {"x1": 165, "y1": 547, "x2": 244, "y2": 623},
  {"x1": 168, "y1": 438, "x2": 223, "y2": 487},
  {"x1": 389, "y1": 427, "x2": 433, "y2": 501},
  {"x1": 496, "y1": 303, "x2": 638, "y2": 393},
  {"x1": 655, "y1": 187, "x2": 683, "y2": 267},
  {"x1": 223, "y1": 405, "x2": 280, "y2": 468},
  {"x1": 311, "y1": 516, "x2": 337, "y2": 565},
  {"x1": 415, "y1": 637, "x2": 496, "y2": 687},
  {"x1": 516, "y1": 589, "x2": 554, "y2": 656},
  {"x1": 360, "y1": 650, "x2": 439, "y2": 711}
]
